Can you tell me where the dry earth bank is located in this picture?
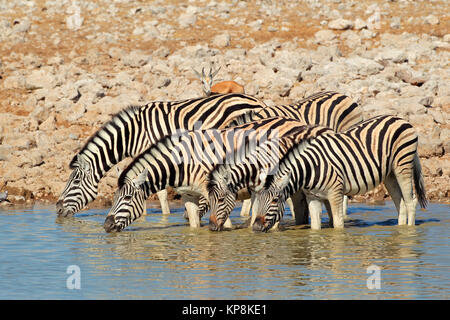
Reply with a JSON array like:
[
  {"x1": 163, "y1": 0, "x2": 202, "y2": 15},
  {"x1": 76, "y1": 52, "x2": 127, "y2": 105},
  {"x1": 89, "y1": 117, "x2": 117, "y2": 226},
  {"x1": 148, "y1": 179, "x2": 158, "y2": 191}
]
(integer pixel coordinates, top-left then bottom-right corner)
[{"x1": 0, "y1": 0, "x2": 448, "y2": 210}]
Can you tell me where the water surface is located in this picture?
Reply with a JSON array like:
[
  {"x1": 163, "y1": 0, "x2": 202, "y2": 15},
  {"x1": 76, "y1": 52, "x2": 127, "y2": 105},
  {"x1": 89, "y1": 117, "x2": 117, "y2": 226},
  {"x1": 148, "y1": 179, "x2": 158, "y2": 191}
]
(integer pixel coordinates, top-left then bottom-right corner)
[{"x1": 0, "y1": 201, "x2": 448, "y2": 299}]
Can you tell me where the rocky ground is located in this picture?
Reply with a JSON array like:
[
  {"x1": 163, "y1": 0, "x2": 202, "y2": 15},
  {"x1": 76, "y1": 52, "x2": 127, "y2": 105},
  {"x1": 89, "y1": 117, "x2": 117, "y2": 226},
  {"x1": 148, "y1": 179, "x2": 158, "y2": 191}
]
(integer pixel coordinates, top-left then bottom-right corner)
[{"x1": 0, "y1": 0, "x2": 449, "y2": 209}]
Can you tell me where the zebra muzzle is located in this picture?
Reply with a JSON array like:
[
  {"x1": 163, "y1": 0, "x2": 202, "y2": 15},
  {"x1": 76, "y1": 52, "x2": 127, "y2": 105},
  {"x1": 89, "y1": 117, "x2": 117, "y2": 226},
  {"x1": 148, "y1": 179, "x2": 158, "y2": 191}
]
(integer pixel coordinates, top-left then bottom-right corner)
[
  {"x1": 252, "y1": 216, "x2": 267, "y2": 232},
  {"x1": 56, "y1": 200, "x2": 74, "y2": 217},
  {"x1": 208, "y1": 214, "x2": 223, "y2": 232},
  {"x1": 104, "y1": 215, "x2": 122, "y2": 233}
]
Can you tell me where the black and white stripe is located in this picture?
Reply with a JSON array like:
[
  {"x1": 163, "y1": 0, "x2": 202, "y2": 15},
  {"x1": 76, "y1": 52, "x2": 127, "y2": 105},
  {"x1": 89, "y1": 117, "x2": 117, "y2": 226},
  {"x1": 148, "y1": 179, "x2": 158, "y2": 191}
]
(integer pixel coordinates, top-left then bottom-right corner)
[
  {"x1": 252, "y1": 115, "x2": 427, "y2": 232},
  {"x1": 104, "y1": 117, "x2": 311, "y2": 232},
  {"x1": 207, "y1": 91, "x2": 363, "y2": 229},
  {"x1": 56, "y1": 93, "x2": 266, "y2": 217}
]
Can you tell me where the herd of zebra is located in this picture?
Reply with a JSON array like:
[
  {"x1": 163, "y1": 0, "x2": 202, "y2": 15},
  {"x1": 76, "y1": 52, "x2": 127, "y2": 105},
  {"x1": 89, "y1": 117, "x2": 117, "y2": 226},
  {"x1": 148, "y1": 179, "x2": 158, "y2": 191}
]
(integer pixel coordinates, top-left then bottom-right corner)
[{"x1": 56, "y1": 90, "x2": 427, "y2": 233}]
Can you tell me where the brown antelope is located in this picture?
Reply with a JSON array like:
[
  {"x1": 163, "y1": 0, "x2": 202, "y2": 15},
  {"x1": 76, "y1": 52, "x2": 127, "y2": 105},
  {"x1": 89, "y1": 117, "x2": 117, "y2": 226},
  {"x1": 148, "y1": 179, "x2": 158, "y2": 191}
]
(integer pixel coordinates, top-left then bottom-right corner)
[{"x1": 193, "y1": 65, "x2": 245, "y2": 96}]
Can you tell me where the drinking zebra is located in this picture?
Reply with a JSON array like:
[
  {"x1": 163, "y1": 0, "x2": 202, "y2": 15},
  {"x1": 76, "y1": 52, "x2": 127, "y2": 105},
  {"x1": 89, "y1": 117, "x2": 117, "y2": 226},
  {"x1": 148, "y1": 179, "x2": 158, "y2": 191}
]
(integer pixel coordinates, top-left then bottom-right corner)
[
  {"x1": 103, "y1": 117, "x2": 311, "y2": 232},
  {"x1": 251, "y1": 115, "x2": 427, "y2": 232},
  {"x1": 226, "y1": 91, "x2": 362, "y2": 218},
  {"x1": 56, "y1": 93, "x2": 267, "y2": 217},
  {"x1": 207, "y1": 126, "x2": 332, "y2": 231}
]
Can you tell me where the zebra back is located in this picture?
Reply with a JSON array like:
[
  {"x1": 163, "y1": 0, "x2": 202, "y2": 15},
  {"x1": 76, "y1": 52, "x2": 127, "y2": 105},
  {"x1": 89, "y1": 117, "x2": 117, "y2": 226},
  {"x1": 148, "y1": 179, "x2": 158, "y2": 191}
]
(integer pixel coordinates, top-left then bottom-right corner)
[{"x1": 117, "y1": 117, "x2": 313, "y2": 196}]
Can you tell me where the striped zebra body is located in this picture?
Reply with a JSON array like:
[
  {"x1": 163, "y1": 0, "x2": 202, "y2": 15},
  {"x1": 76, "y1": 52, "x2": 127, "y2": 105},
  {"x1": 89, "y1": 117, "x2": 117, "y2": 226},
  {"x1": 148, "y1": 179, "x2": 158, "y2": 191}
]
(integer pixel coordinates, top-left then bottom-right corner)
[
  {"x1": 56, "y1": 93, "x2": 266, "y2": 217},
  {"x1": 104, "y1": 117, "x2": 311, "y2": 232},
  {"x1": 207, "y1": 125, "x2": 331, "y2": 231},
  {"x1": 207, "y1": 91, "x2": 363, "y2": 228},
  {"x1": 252, "y1": 115, "x2": 427, "y2": 232},
  {"x1": 229, "y1": 91, "x2": 362, "y2": 131}
]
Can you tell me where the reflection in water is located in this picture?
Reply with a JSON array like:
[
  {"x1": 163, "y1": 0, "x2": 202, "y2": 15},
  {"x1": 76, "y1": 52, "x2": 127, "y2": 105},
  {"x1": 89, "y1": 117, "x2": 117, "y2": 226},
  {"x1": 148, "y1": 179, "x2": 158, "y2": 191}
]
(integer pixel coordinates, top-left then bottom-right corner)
[{"x1": 0, "y1": 202, "x2": 449, "y2": 299}]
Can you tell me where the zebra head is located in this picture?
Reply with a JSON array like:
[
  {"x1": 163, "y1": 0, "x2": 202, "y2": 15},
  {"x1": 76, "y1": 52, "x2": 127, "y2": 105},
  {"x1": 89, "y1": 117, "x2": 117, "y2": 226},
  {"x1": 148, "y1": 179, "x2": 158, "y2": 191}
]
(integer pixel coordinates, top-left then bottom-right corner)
[
  {"x1": 207, "y1": 167, "x2": 237, "y2": 231},
  {"x1": 56, "y1": 155, "x2": 98, "y2": 217},
  {"x1": 252, "y1": 172, "x2": 291, "y2": 232},
  {"x1": 104, "y1": 169, "x2": 148, "y2": 233}
]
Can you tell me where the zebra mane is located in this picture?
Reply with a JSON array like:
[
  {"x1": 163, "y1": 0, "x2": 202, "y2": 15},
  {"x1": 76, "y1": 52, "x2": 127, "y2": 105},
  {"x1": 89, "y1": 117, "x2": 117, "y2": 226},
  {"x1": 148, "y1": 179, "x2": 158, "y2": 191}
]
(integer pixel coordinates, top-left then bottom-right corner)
[
  {"x1": 262, "y1": 173, "x2": 276, "y2": 190},
  {"x1": 69, "y1": 105, "x2": 143, "y2": 169},
  {"x1": 206, "y1": 164, "x2": 231, "y2": 193}
]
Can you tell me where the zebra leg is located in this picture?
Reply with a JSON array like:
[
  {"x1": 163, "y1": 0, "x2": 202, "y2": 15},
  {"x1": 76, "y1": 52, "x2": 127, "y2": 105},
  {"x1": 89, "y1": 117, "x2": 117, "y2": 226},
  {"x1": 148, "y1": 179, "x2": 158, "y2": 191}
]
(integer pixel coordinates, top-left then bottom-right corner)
[
  {"x1": 184, "y1": 201, "x2": 201, "y2": 228},
  {"x1": 343, "y1": 195, "x2": 348, "y2": 218},
  {"x1": 384, "y1": 173, "x2": 407, "y2": 225},
  {"x1": 291, "y1": 191, "x2": 309, "y2": 225},
  {"x1": 327, "y1": 191, "x2": 345, "y2": 229},
  {"x1": 240, "y1": 199, "x2": 252, "y2": 217},
  {"x1": 394, "y1": 169, "x2": 416, "y2": 226},
  {"x1": 324, "y1": 200, "x2": 334, "y2": 227},
  {"x1": 156, "y1": 189, "x2": 170, "y2": 215},
  {"x1": 307, "y1": 197, "x2": 322, "y2": 230},
  {"x1": 286, "y1": 197, "x2": 295, "y2": 220}
]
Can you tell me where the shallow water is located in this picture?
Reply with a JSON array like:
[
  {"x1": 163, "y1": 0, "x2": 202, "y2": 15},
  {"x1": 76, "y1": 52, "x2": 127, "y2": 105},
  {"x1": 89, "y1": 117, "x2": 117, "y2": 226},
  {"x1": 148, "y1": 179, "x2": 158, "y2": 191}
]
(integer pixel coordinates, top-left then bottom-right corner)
[{"x1": 0, "y1": 201, "x2": 448, "y2": 299}]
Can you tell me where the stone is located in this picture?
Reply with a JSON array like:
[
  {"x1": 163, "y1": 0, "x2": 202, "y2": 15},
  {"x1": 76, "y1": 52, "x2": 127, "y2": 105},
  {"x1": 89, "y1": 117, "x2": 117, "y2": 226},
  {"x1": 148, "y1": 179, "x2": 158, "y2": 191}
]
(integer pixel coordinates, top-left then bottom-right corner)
[
  {"x1": 328, "y1": 18, "x2": 353, "y2": 30},
  {"x1": 39, "y1": 115, "x2": 56, "y2": 131},
  {"x1": 354, "y1": 18, "x2": 367, "y2": 30},
  {"x1": 376, "y1": 49, "x2": 407, "y2": 63},
  {"x1": 345, "y1": 56, "x2": 384, "y2": 76},
  {"x1": 25, "y1": 69, "x2": 55, "y2": 90},
  {"x1": 314, "y1": 30, "x2": 336, "y2": 43},
  {"x1": 178, "y1": 13, "x2": 196, "y2": 28},
  {"x1": 212, "y1": 33, "x2": 230, "y2": 48},
  {"x1": 424, "y1": 15, "x2": 439, "y2": 25},
  {"x1": 12, "y1": 19, "x2": 31, "y2": 33},
  {"x1": 122, "y1": 51, "x2": 151, "y2": 68}
]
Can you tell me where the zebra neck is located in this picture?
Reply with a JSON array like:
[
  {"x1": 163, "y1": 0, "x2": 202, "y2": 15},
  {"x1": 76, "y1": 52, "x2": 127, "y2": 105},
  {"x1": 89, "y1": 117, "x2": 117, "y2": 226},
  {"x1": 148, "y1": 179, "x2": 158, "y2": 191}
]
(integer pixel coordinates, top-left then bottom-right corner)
[{"x1": 77, "y1": 106, "x2": 153, "y2": 182}]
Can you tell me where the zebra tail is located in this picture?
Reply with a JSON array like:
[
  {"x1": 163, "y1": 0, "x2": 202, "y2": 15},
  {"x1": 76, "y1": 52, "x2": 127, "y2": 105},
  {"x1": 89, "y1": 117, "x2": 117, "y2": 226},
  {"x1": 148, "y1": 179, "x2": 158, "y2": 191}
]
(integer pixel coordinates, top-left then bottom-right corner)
[{"x1": 413, "y1": 152, "x2": 427, "y2": 209}]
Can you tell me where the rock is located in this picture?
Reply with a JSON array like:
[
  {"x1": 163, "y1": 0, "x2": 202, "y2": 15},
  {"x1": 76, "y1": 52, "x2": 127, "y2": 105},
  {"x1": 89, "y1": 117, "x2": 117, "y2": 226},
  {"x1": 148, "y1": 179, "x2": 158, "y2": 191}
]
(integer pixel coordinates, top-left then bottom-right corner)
[
  {"x1": 39, "y1": 115, "x2": 56, "y2": 131},
  {"x1": 360, "y1": 29, "x2": 377, "y2": 39},
  {"x1": 328, "y1": 18, "x2": 353, "y2": 30},
  {"x1": 178, "y1": 13, "x2": 196, "y2": 28},
  {"x1": 248, "y1": 20, "x2": 262, "y2": 31},
  {"x1": 427, "y1": 108, "x2": 445, "y2": 124},
  {"x1": 122, "y1": 51, "x2": 151, "y2": 68},
  {"x1": 395, "y1": 69, "x2": 427, "y2": 86},
  {"x1": 345, "y1": 56, "x2": 384, "y2": 76},
  {"x1": 0, "y1": 145, "x2": 13, "y2": 161},
  {"x1": 12, "y1": 19, "x2": 31, "y2": 33},
  {"x1": 2, "y1": 75, "x2": 25, "y2": 89},
  {"x1": 376, "y1": 49, "x2": 407, "y2": 64},
  {"x1": 417, "y1": 132, "x2": 444, "y2": 158},
  {"x1": 390, "y1": 17, "x2": 401, "y2": 29},
  {"x1": 212, "y1": 33, "x2": 230, "y2": 47},
  {"x1": 314, "y1": 30, "x2": 336, "y2": 43},
  {"x1": 424, "y1": 15, "x2": 439, "y2": 25},
  {"x1": 354, "y1": 18, "x2": 367, "y2": 30},
  {"x1": 25, "y1": 69, "x2": 55, "y2": 90}
]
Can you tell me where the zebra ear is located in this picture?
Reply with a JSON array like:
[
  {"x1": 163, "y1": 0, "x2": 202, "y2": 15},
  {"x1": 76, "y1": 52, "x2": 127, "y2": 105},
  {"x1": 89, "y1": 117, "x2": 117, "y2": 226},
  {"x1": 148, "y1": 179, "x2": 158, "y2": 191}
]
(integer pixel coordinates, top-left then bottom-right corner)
[
  {"x1": 115, "y1": 166, "x2": 122, "y2": 178},
  {"x1": 77, "y1": 154, "x2": 91, "y2": 172},
  {"x1": 132, "y1": 168, "x2": 148, "y2": 188},
  {"x1": 214, "y1": 166, "x2": 231, "y2": 186}
]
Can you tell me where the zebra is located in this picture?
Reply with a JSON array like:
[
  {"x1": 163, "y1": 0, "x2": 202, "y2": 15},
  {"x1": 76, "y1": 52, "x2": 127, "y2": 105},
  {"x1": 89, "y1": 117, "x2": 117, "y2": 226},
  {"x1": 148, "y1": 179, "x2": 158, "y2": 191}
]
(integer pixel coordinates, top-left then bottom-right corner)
[
  {"x1": 207, "y1": 91, "x2": 363, "y2": 226},
  {"x1": 103, "y1": 117, "x2": 312, "y2": 232},
  {"x1": 207, "y1": 125, "x2": 332, "y2": 231},
  {"x1": 56, "y1": 93, "x2": 267, "y2": 217},
  {"x1": 250, "y1": 115, "x2": 427, "y2": 232},
  {"x1": 229, "y1": 91, "x2": 362, "y2": 131}
]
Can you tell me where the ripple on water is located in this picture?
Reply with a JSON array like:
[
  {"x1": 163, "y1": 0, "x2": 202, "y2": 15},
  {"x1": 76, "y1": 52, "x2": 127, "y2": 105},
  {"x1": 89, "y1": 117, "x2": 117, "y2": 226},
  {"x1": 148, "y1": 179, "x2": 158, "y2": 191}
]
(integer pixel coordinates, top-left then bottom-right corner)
[{"x1": 0, "y1": 201, "x2": 449, "y2": 299}]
